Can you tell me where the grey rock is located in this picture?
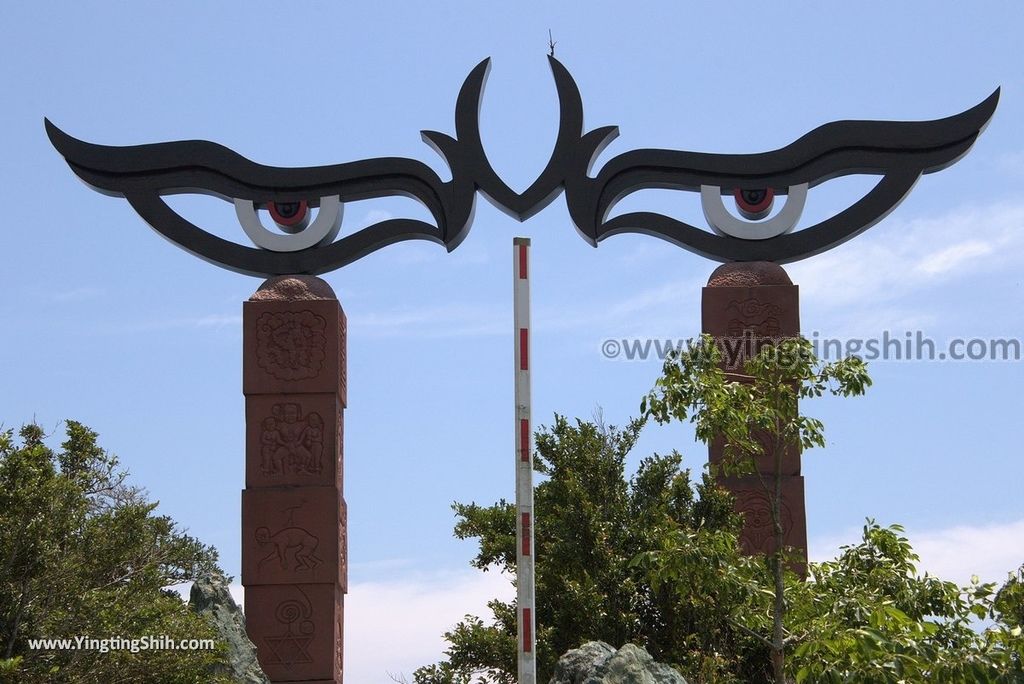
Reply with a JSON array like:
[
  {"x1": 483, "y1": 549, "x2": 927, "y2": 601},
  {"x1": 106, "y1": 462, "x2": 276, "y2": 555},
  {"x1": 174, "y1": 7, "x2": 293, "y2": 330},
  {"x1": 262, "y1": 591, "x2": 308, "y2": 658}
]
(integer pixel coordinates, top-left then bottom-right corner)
[
  {"x1": 189, "y1": 571, "x2": 269, "y2": 684},
  {"x1": 550, "y1": 641, "x2": 616, "y2": 683},
  {"x1": 549, "y1": 641, "x2": 688, "y2": 684}
]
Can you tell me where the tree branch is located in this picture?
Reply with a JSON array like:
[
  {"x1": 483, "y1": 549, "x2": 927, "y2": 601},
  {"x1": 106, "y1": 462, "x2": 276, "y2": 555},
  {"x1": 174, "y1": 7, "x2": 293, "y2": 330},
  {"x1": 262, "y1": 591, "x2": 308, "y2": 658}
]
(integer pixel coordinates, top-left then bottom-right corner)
[{"x1": 727, "y1": 616, "x2": 773, "y2": 650}]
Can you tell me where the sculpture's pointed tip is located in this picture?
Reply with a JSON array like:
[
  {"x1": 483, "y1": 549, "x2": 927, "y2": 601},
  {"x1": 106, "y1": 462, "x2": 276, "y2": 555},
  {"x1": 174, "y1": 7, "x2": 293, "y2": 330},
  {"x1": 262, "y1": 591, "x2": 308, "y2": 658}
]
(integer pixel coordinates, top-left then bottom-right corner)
[
  {"x1": 969, "y1": 86, "x2": 1001, "y2": 136},
  {"x1": 44, "y1": 117, "x2": 60, "y2": 139},
  {"x1": 44, "y1": 117, "x2": 74, "y2": 155},
  {"x1": 984, "y1": 87, "x2": 1001, "y2": 117}
]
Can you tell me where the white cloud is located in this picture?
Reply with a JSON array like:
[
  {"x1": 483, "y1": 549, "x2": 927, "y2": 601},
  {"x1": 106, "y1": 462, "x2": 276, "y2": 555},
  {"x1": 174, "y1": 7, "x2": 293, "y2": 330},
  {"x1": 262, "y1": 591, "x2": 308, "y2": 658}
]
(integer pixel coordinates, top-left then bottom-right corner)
[
  {"x1": 789, "y1": 201, "x2": 1024, "y2": 310},
  {"x1": 175, "y1": 567, "x2": 514, "y2": 683},
  {"x1": 537, "y1": 276, "x2": 703, "y2": 338},
  {"x1": 355, "y1": 201, "x2": 1024, "y2": 344},
  {"x1": 449, "y1": 243, "x2": 491, "y2": 266},
  {"x1": 913, "y1": 240, "x2": 995, "y2": 277},
  {"x1": 783, "y1": 200, "x2": 1024, "y2": 337},
  {"x1": 370, "y1": 236, "x2": 490, "y2": 268},
  {"x1": 376, "y1": 243, "x2": 442, "y2": 266},
  {"x1": 811, "y1": 518, "x2": 1024, "y2": 587},
  {"x1": 50, "y1": 287, "x2": 104, "y2": 303},
  {"x1": 346, "y1": 568, "x2": 514, "y2": 682},
  {"x1": 911, "y1": 520, "x2": 1024, "y2": 585},
  {"x1": 804, "y1": 307, "x2": 940, "y2": 343},
  {"x1": 363, "y1": 209, "x2": 395, "y2": 226},
  {"x1": 349, "y1": 557, "x2": 417, "y2": 574},
  {"x1": 526, "y1": 199, "x2": 1024, "y2": 345},
  {"x1": 996, "y1": 150, "x2": 1024, "y2": 176},
  {"x1": 103, "y1": 313, "x2": 241, "y2": 334},
  {"x1": 352, "y1": 304, "x2": 505, "y2": 339}
]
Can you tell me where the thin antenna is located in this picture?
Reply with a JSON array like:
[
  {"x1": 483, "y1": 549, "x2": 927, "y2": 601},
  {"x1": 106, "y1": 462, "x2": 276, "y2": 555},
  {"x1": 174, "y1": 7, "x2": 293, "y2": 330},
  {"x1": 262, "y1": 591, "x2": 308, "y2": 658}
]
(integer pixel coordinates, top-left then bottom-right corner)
[
  {"x1": 548, "y1": 30, "x2": 556, "y2": 57},
  {"x1": 513, "y1": 237, "x2": 536, "y2": 684}
]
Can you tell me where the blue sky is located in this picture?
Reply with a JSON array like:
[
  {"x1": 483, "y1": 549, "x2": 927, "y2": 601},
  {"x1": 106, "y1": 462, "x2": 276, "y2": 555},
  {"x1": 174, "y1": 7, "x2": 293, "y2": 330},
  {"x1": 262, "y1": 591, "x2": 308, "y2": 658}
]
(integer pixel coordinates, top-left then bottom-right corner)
[{"x1": 2, "y1": 2, "x2": 1023, "y2": 679}]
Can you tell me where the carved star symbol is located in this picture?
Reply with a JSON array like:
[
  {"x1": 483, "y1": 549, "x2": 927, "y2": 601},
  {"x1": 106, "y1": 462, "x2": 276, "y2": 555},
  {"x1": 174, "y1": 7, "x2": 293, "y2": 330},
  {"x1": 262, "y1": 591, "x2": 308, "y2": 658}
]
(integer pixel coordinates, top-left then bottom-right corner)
[{"x1": 265, "y1": 634, "x2": 313, "y2": 669}]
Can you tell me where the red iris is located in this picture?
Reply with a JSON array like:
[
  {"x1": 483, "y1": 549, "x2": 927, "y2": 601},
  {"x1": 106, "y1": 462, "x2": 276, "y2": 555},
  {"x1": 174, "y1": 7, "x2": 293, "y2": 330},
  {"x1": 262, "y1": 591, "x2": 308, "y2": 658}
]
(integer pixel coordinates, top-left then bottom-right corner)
[
  {"x1": 732, "y1": 188, "x2": 775, "y2": 221},
  {"x1": 268, "y1": 200, "x2": 309, "y2": 227}
]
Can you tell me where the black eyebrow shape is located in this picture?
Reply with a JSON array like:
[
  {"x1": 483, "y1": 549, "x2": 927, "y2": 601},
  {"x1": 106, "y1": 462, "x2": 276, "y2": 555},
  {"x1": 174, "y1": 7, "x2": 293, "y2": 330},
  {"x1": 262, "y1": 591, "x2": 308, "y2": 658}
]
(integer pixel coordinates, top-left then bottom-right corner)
[
  {"x1": 45, "y1": 119, "x2": 477, "y2": 276},
  {"x1": 564, "y1": 88, "x2": 999, "y2": 262},
  {"x1": 45, "y1": 119, "x2": 455, "y2": 219},
  {"x1": 594, "y1": 88, "x2": 998, "y2": 193}
]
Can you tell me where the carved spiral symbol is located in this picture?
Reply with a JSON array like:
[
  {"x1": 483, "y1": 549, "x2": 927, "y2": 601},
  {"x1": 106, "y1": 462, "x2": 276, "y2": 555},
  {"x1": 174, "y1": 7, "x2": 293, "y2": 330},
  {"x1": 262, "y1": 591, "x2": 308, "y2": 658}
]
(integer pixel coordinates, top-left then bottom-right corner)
[
  {"x1": 738, "y1": 301, "x2": 762, "y2": 318},
  {"x1": 276, "y1": 600, "x2": 305, "y2": 625}
]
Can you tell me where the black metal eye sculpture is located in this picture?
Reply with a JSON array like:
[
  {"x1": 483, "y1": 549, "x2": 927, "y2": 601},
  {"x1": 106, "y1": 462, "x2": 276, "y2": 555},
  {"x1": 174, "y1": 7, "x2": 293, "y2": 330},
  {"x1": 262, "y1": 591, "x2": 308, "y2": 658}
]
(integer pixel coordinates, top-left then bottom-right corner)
[
  {"x1": 47, "y1": 57, "x2": 997, "y2": 275},
  {"x1": 562, "y1": 88, "x2": 998, "y2": 263},
  {"x1": 45, "y1": 118, "x2": 479, "y2": 277}
]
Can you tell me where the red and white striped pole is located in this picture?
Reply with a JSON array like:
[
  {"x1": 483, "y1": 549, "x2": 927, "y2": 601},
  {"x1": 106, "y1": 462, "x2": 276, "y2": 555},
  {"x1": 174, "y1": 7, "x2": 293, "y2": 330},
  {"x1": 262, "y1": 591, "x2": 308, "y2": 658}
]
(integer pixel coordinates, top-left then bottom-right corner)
[{"x1": 513, "y1": 237, "x2": 536, "y2": 684}]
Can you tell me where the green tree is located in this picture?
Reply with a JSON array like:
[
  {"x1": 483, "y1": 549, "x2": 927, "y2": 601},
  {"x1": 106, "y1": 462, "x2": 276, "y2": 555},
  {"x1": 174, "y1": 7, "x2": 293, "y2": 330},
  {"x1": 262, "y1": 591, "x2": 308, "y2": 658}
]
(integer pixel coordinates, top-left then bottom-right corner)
[
  {"x1": 789, "y1": 522, "x2": 1024, "y2": 682},
  {"x1": 639, "y1": 517, "x2": 1024, "y2": 683},
  {"x1": 996, "y1": 566, "x2": 1024, "y2": 630},
  {"x1": 642, "y1": 335, "x2": 870, "y2": 683},
  {"x1": 0, "y1": 421, "x2": 232, "y2": 683},
  {"x1": 639, "y1": 336, "x2": 1024, "y2": 682},
  {"x1": 414, "y1": 413, "x2": 765, "y2": 684},
  {"x1": 417, "y1": 337, "x2": 1024, "y2": 683}
]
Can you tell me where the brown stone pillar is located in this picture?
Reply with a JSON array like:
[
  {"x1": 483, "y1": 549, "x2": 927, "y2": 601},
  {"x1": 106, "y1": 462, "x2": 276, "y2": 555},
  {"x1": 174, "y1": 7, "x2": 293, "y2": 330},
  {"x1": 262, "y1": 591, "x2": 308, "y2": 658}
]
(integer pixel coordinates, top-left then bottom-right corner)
[
  {"x1": 701, "y1": 262, "x2": 807, "y2": 573},
  {"x1": 242, "y1": 276, "x2": 346, "y2": 683}
]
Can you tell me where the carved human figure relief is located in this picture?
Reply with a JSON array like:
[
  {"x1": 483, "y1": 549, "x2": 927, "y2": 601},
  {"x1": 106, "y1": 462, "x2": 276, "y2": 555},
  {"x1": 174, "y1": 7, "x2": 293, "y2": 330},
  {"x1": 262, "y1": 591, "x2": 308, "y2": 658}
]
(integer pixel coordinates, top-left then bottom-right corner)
[
  {"x1": 734, "y1": 488, "x2": 794, "y2": 554},
  {"x1": 260, "y1": 403, "x2": 325, "y2": 476}
]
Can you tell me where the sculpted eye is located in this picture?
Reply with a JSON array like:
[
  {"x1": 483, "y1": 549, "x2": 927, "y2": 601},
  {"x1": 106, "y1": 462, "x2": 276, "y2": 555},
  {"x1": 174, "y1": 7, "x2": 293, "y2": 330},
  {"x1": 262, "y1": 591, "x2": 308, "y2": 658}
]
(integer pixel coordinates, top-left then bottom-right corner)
[
  {"x1": 733, "y1": 188, "x2": 774, "y2": 221},
  {"x1": 44, "y1": 119, "x2": 476, "y2": 276},
  {"x1": 267, "y1": 201, "x2": 310, "y2": 231},
  {"x1": 566, "y1": 88, "x2": 999, "y2": 263},
  {"x1": 700, "y1": 184, "x2": 808, "y2": 240},
  {"x1": 234, "y1": 197, "x2": 343, "y2": 252}
]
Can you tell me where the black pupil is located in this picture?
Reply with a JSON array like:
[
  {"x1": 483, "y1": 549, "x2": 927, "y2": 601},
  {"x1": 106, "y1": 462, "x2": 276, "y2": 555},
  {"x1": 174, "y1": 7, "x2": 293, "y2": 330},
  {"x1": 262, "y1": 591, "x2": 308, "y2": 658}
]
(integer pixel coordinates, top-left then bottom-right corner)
[
  {"x1": 741, "y1": 189, "x2": 767, "y2": 205},
  {"x1": 276, "y1": 202, "x2": 301, "y2": 218}
]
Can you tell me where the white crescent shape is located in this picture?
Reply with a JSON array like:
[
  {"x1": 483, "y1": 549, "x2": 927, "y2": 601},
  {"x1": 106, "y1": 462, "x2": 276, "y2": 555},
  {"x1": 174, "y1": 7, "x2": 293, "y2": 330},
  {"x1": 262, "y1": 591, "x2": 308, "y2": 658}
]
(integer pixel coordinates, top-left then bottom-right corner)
[
  {"x1": 700, "y1": 184, "x2": 808, "y2": 240},
  {"x1": 234, "y1": 196, "x2": 343, "y2": 252}
]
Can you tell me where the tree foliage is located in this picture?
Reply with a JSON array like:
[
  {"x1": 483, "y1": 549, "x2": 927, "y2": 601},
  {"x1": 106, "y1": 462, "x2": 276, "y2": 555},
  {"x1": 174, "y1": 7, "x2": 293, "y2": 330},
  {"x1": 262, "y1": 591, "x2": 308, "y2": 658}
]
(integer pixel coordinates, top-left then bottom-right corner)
[
  {"x1": 640, "y1": 517, "x2": 1024, "y2": 682},
  {"x1": 0, "y1": 421, "x2": 231, "y2": 683},
  {"x1": 790, "y1": 523, "x2": 1024, "y2": 682},
  {"x1": 642, "y1": 335, "x2": 871, "y2": 682},
  {"x1": 997, "y1": 568, "x2": 1024, "y2": 630},
  {"x1": 415, "y1": 334, "x2": 1024, "y2": 683},
  {"x1": 414, "y1": 414, "x2": 764, "y2": 683}
]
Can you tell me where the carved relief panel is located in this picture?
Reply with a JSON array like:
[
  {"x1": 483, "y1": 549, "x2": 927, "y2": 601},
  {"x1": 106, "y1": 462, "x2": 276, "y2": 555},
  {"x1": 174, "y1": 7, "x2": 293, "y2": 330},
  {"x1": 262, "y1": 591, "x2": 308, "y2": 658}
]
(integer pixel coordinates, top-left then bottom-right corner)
[
  {"x1": 246, "y1": 394, "x2": 341, "y2": 489},
  {"x1": 245, "y1": 583, "x2": 342, "y2": 682},
  {"x1": 242, "y1": 487, "x2": 345, "y2": 588}
]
